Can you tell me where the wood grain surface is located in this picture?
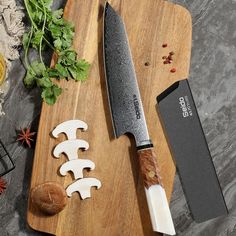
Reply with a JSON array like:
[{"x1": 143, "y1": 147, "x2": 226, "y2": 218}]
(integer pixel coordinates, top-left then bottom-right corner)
[
  {"x1": 138, "y1": 148, "x2": 163, "y2": 188},
  {"x1": 27, "y1": 0, "x2": 192, "y2": 235}
]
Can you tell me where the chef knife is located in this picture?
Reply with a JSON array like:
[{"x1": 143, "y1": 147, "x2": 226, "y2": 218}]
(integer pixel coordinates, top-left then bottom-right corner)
[{"x1": 103, "y1": 2, "x2": 175, "y2": 235}]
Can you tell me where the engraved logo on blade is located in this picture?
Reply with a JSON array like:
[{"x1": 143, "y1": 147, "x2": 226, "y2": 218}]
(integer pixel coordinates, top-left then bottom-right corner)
[
  {"x1": 179, "y1": 96, "x2": 193, "y2": 118},
  {"x1": 133, "y1": 95, "x2": 141, "y2": 119}
]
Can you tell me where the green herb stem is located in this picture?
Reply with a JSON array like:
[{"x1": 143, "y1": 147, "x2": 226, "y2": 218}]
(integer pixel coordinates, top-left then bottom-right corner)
[
  {"x1": 43, "y1": 36, "x2": 56, "y2": 51},
  {"x1": 29, "y1": 0, "x2": 49, "y2": 17},
  {"x1": 24, "y1": 27, "x2": 33, "y2": 69},
  {"x1": 39, "y1": 0, "x2": 47, "y2": 65},
  {"x1": 24, "y1": 0, "x2": 38, "y2": 30},
  {"x1": 28, "y1": 0, "x2": 52, "y2": 33},
  {"x1": 24, "y1": 0, "x2": 55, "y2": 51}
]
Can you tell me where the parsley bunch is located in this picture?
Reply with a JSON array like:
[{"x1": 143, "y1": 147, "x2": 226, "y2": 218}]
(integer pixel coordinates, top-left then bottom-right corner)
[{"x1": 23, "y1": 0, "x2": 90, "y2": 105}]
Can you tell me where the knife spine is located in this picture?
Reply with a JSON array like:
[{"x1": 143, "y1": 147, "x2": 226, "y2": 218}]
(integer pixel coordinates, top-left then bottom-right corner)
[{"x1": 103, "y1": 2, "x2": 120, "y2": 140}]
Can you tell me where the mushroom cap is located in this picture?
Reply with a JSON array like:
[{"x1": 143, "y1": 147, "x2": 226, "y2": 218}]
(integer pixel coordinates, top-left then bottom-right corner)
[{"x1": 30, "y1": 182, "x2": 68, "y2": 215}]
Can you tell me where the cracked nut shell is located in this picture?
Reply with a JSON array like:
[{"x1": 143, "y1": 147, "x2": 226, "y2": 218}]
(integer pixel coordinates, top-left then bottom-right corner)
[{"x1": 31, "y1": 181, "x2": 67, "y2": 215}]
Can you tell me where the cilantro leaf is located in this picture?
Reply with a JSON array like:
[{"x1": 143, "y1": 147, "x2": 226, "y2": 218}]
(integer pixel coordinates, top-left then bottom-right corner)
[
  {"x1": 48, "y1": 22, "x2": 62, "y2": 38},
  {"x1": 31, "y1": 30, "x2": 44, "y2": 49},
  {"x1": 47, "y1": 68, "x2": 59, "y2": 78},
  {"x1": 52, "y1": 9, "x2": 63, "y2": 19},
  {"x1": 68, "y1": 65, "x2": 77, "y2": 79},
  {"x1": 44, "y1": 0, "x2": 53, "y2": 10},
  {"x1": 54, "y1": 38, "x2": 62, "y2": 50},
  {"x1": 75, "y1": 59, "x2": 90, "y2": 81},
  {"x1": 52, "y1": 85, "x2": 62, "y2": 97},
  {"x1": 55, "y1": 63, "x2": 69, "y2": 78},
  {"x1": 23, "y1": 0, "x2": 90, "y2": 105},
  {"x1": 31, "y1": 61, "x2": 46, "y2": 76},
  {"x1": 36, "y1": 77, "x2": 53, "y2": 88},
  {"x1": 24, "y1": 68, "x2": 36, "y2": 88},
  {"x1": 41, "y1": 85, "x2": 62, "y2": 105}
]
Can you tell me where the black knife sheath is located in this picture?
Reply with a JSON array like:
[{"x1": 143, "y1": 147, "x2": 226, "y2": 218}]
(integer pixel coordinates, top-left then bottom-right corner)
[{"x1": 156, "y1": 79, "x2": 228, "y2": 222}]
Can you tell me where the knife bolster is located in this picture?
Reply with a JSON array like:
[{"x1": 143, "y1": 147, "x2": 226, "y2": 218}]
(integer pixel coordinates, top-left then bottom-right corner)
[{"x1": 137, "y1": 148, "x2": 163, "y2": 189}]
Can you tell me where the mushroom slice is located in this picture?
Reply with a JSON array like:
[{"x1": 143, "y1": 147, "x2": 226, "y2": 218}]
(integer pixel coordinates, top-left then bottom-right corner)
[
  {"x1": 60, "y1": 159, "x2": 95, "y2": 179},
  {"x1": 52, "y1": 120, "x2": 88, "y2": 140},
  {"x1": 53, "y1": 139, "x2": 89, "y2": 160},
  {"x1": 66, "y1": 178, "x2": 102, "y2": 200}
]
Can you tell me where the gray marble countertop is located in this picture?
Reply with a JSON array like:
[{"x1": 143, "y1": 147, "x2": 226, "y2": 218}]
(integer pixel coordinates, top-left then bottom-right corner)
[{"x1": 0, "y1": 0, "x2": 235, "y2": 235}]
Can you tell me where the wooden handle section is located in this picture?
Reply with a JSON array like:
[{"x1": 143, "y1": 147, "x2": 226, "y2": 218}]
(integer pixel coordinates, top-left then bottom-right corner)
[{"x1": 138, "y1": 148, "x2": 163, "y2": 189}]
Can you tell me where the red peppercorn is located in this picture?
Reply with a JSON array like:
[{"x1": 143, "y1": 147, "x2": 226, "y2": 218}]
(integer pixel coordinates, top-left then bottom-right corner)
[
  {"x1": 162, "y1": 43, "x2": 168, "y2": 48},
  {"x1": 170, "y1": 68, "x2": 176, "y2": 73}
]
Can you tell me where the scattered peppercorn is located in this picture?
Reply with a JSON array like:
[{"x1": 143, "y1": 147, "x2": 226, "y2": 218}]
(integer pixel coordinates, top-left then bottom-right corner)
[
  {"x1": 144, "y1": 62, "x2": 150, "y2": 66},
  {"x1": 162, "y1": 43, "x2": 168, "y2": 48},
  {"x1": 170, "y1": 68, "x2": 176, "y2": 73},
  {"x1": 162, "y1": 50, "x2": 175, "y2": 66}
]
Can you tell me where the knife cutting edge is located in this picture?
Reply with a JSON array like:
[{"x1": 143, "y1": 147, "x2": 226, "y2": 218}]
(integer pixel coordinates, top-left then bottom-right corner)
[{"x1": 103, "y1": 2, "x2": 175, "y2": 235}]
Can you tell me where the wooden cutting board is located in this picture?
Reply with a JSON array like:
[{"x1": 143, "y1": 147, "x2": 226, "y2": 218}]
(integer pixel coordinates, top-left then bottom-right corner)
[{"x1": 27, "y1": 0, "x2": 192, "y2": 235}]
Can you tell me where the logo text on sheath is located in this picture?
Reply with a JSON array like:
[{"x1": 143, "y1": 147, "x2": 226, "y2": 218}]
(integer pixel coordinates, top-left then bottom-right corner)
[{"x1": 179, "y1": 96, "x2": 193, "y2": 118}]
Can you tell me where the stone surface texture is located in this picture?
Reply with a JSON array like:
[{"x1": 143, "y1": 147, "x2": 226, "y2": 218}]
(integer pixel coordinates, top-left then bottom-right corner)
[{"x1": 0, "y1": 0, "x2": 235, "y2": 235}]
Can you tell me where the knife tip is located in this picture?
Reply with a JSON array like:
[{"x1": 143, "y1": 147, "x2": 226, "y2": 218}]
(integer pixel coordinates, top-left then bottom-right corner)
[{"x1": 104, "y1": 1, "x2": 110, "y2": 11}]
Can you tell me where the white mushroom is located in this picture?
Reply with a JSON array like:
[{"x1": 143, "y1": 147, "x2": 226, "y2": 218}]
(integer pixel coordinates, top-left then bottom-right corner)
[
  {"x1": 52, "y1": 120, "x2": 88, "y2": 140},
  {"x1": 66, "y1": 178, "x2": 102, "y2": 200},
  {"x1": 59, "y1": 159, "x2": 95, "y2": 179},
  {"x1": 53, "y1": 139, "x2": 89, "y2": 160}
]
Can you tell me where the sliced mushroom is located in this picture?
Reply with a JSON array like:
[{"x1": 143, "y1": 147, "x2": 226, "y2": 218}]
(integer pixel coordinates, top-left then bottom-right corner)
[
  {"x1": 66, "y1": 178, "x2": 102, "y2": 200},
  {"x1": 53, "y1": 139, "x2": 89, "y2": 160},
  {"x1": 59, "y1": 159, "x2": 95, "y2": 179},
  {"x1": 52, "y1": 120, "x2": 88, "y2": 140}
]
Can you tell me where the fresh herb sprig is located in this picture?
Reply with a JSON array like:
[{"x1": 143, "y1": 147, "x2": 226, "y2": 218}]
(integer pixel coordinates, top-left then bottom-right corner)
[{"x1": 23, "y1": 0, "x2": 90, "y2": 105}]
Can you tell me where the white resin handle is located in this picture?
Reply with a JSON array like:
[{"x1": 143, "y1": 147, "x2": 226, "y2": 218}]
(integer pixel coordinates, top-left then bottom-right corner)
[{"x1": 145, "y1": 185, "x2": 176, "y2": 235}]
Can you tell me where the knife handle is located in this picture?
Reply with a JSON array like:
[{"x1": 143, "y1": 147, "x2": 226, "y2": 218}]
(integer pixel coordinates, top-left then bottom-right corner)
[
  {"x1": 137, "y1": 147, "x2": 163, "y2": 188},
  {"x1": 137, "y1": 148, "x2": 175, "y2": 235}
]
